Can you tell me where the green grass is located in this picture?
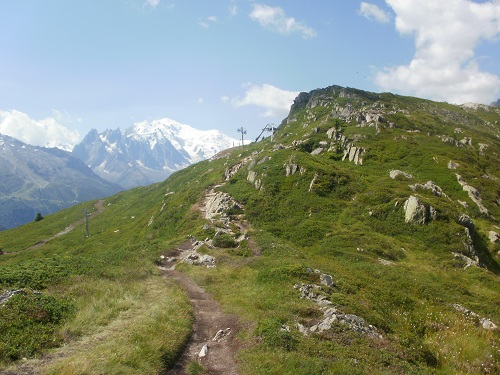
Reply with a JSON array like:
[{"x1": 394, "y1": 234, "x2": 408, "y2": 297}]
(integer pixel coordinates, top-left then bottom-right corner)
[{"x1": 1, "y1": 85, "x2": 499, "y2": 374}]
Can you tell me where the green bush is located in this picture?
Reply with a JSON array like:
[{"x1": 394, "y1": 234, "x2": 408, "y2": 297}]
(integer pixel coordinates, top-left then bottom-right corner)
[
  {"x1": 256, "y1": 317, "x2": 297, "y2": 351},
  {"x1": 212, "y1": 233, "x2": 238, "y2": 248},
  {"x1": 0, "y1": 291, "x2": 73, "y2": 362}
]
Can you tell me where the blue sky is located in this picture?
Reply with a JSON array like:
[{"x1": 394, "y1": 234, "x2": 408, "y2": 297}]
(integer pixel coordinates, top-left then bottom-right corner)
[{"x1": 1, "y1": 0, "x2": 499, "y2": 147}]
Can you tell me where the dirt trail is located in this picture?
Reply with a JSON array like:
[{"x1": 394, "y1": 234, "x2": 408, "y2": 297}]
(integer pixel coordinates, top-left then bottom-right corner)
[
  {"x1": 162, "y1": 186, "x2": 262, "y2": 374},
  {"x1": 163, "y1": 268, "x2": 240, "y2": 375}
]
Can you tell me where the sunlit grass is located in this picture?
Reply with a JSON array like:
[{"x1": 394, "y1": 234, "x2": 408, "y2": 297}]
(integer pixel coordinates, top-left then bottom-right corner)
[{"x1": 44, "y1": 276, "x2": 192, "y2": 375}]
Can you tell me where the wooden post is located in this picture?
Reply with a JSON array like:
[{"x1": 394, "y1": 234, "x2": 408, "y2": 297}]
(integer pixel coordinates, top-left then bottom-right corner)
[{"x1": 82, "y1": 209, "x2": 90, "y2": 237}]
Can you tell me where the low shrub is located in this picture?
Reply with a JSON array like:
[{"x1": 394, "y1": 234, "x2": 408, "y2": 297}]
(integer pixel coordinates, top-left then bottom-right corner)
[
  {"x1": 213, "y1": 233, "x2": 238, "y2": 248},
  {"x1": 256, "y1": 317, "x2": 297, "y2": 351},
  {"x1": 0, "y1": 291, "x2": 73, "y2": 362}
]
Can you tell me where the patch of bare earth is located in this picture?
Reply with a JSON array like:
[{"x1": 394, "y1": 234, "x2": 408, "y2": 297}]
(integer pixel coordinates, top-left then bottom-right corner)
[{"x1": 162, "y1": 267, "x2": 240, "y2": 375}]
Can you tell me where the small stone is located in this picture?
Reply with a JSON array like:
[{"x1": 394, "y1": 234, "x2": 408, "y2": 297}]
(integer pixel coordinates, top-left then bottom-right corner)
[
  {"x1": 481, "y1": 319, "x2": 497, "y2": 330},
  {"x1": 198, "y1": 344, "x2": 208, "y2": 358},
  {"x1": 295, "y1": 322, "x2": 309, "y2": 336},
  {"x1": 320, "y1": 273, "x2": 334, "y2": 287},
  {"x1": 488, "y1": 231, "x2": 499, "y2": 244},
  {"x1": 213, "y1": 328, "x2": 231, "y2": 341}
]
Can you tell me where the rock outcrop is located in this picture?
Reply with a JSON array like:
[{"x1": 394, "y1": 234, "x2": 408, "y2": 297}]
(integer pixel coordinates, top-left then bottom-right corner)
[
  {"x1": 182, "y1": 250, "x2": 216, "y2": 268},
  {"x1": 247, "y1": 170, "x2": 262, "y2": 190},
  {"x1": 489, "y1": 231, "x2": 500, "y2": 244},
  {"x1": 454, "y1": 214, "x2": 480, "y2": 269},
  {"x1": 294, "y1": 282, "x2": 381, "y2": 338},
  {"x1": 390, "y1": 170, "x2": 413, "y2": 179},
  {"x1": 403, "y1": 195, "x2": 436, "y2": 224},
  {"x1": 342, "y1": 144, "x2": 364, "y2": 165},
  {"x1": 448, "y1": 160, "x2": 459, "y2": 170},
  {"x1": 452, "y1": 304, "x2": 497, "y2": 330},
  {"x1": 456, "y1": 174, "x2": 489, "y2": 215},
  {"x1": 0, "y1": 289, "x2": 40, "y2": 305},
  {"x1": 204, "y1": 191, "x2": 242, "y2": 222},
  {"x1": 409, "y1": 181, "x2": 448, "y2": 198},
  {"x1": 224, "y1": 156, "x2": 252, "y2": 180}
]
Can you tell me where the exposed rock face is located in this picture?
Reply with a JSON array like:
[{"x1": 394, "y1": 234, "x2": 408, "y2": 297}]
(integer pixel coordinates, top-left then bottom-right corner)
[
  {"x1": 448, "y1": 160, "x2": 460, "y2": 170},
  {"x1": 204, "y1": 191, "x2": 241, "y2": 222},
  {"x1": 457, "y1": 214, "x2": 474, "y2": 230},
  {"x1": 462, "y1": 227, "x2": 478, "y2": 261},
  {"x1": 460, "y1": 137, "x2": 472, "y2": 146},
  {"x1": 478, "y1": 143, "x2": 488, "y2": 155},
  {"x1": 452, "y1": 304, "x2": 497, "y2": 330},
  {"x1": 284, "y1": 163, "x2": 299, "y2": 176},
  {"x1": 283, "y1": 161, "x2": 306, "y2": 177},
  {"x1": 182, "y1": 250, "x2": 215, "y2": 268},
  {"x1": 489, "y1": 231, "x2": 500, "y2": 244},
  {"x1": 390, "y1": 170, "x2": 413, "y2": 179},
  {"x1": 403, "y1": 195, "x2": 436, "y2": 224},
  {"x1": 224, "y1": 156, "x2": 252, "y2": 180},
  {"x1": 326, "y1": 127, "x2": 338, "y2": 140},
  {"x1": 308, "y1": 174, "x2": 319, "y2": 193},
  {"x1": 289, "y1": 92, "x2": 312, "y2": 114},
  {"x1": 198, "y1": 344, "x2": 208, "y2": 357},
  {"x1": 294, "y1": 282, "x2": 381, "y2": 338},
  {"x1": 439, "y1": 135, "x2": 459, "y2": 147},
  {"x1": 247, "y1": 171, "x2": 262, "y2": 190},
  {"x1": 456, "y1": 174, "x2": 489, "y2": 215},
  {"x1": 320, "y1": 273, "x2": 334, "y2": 287},
  {"x1": 0, "y1": 289, "x2": 39, "y2": 305},
  {"x1": 342, "y1": 144, "x2": 364, "y2": 165},
  {"x1": 409, "y1": 181, "x2": 448, "y2": 198},
  {"x1": 212, "y1": 328, "x2": 231, "y2": 342},
  {"x1": 452, "y1": 252, "x2": 478, "y2": 269},
  {"x1": 378, "y1": 258, "x2": 395, "y2": 266},
  {"x1": 247, "y1": 171, "x2": 258, "y2": 184},
  {"x1": 311, "y1": 147, "x2": 324, "y2": 155},
  {"x1": 295, "y1": 283, "x2": 332, "y2": 307}
]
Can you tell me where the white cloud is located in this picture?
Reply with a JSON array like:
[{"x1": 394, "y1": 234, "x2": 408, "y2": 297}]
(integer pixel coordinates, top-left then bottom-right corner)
[
  {"x1": 249, "y1": 4, "x2": 316, "y2": 39},
  {"x1": 0, "y1": 109, "x2": 81, "y2": 149},
  {"x1": 231, "y1": 83, "x2": 299, "y2": 117},
  {"x1": 359, "y1": 2, "x2": 391, "y2": 23},
  {"x1": 145, "y1": 0, "x2": 160, "y2": 8},
  {"x1": 374, "y1": 0, "x2": 500, "y2": 104},
  {"x1": 199, "y1": 15, "x2": 217, "y2": 28}
]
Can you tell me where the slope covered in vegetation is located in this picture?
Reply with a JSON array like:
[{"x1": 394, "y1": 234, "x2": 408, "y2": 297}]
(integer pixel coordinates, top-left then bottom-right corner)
[{"x1": 0, "y1": 85, "x2": 499, "y2": 374}]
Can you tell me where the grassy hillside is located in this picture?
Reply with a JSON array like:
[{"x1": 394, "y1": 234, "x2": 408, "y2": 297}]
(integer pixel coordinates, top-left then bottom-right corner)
[{"x1": 1, "y1": 85, "x2": 499, "y2": 374}]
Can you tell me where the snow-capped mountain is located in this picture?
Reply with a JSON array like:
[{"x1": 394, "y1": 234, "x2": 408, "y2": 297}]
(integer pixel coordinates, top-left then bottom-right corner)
[{"x1": 72, "y1": 118, "x2": 239, "y2": 189}]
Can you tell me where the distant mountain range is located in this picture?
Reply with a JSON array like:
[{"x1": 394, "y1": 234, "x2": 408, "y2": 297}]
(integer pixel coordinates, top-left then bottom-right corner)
[
  {"x1": 0, "y1": 133, "x2": 121, "y2": 230},
  {"x1": 0, "y1": 118, "x2": 240, "y2": 229},
  {"x1": 72, "y1": 118, "x2": 240, "y2": 189}
]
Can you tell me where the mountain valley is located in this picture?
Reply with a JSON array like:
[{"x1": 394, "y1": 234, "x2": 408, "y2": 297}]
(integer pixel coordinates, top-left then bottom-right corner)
[{"x1": 0, "y1": 134, "x2": 121, "y2": 230}]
